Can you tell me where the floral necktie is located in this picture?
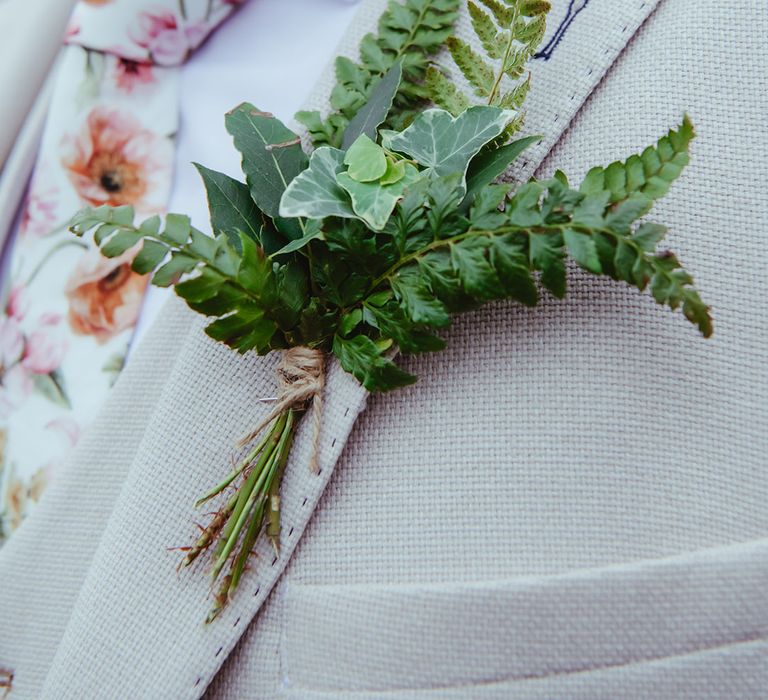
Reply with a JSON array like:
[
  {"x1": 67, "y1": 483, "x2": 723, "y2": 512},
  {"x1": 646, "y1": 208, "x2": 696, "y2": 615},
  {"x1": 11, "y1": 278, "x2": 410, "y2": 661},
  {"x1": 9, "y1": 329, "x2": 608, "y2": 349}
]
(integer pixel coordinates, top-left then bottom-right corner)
[{"x1": 0, "y1": 0, "x2": 243, "y2": 537}]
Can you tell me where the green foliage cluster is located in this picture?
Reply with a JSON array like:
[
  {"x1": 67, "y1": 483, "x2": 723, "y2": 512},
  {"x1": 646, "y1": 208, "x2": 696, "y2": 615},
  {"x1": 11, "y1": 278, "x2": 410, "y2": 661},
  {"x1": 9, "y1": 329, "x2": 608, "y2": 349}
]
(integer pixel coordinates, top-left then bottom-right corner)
[
  {"x1": 296, "y1": 0, "x2": 460, "y2": 147},
  {"x1": 72, "y1": 106, "x2": 710, "y2": 392},
  {"x1": 427, "y1": 0, "x2": 549, "y2": 136},
  {"x1": 70, "y1": 0, "x2": 711, "y2": 396},
  {"x1": 69, "y1": 0, "x2": 712, "y2": 619}
]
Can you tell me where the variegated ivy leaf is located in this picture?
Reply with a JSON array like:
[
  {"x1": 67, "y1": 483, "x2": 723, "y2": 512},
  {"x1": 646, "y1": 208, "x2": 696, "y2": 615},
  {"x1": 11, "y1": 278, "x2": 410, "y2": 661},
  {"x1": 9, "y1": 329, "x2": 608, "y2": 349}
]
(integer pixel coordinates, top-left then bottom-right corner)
[
  {"x1": 380, "y1": 106, "x2": 515, "y2": 193},
  {"x1": 337, "y1": 163, "x2": 421, "y2": 231},
  {"x1": 279, "y1": 147, "x2": 355, "y2": 220}
]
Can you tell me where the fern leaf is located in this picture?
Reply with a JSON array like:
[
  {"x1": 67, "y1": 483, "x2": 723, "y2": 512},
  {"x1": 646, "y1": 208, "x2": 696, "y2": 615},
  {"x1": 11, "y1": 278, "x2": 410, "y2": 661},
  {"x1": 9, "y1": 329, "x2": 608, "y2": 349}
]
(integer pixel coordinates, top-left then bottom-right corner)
[
  {"x1": 69, "y1": 206, "x2": 316, "y2": 354},
  {"x1": 580, "y1": 115, "x2": 695, "y2": 203},
  {"x1": 468, "y1": 1, "x2": 506, "y2": 58},
  {"x1": 299, "y1": 0, "x2": 461, "y2": 148},
  {"x1": 425, "y1": 65, "x2": 471, "y2": 114},
  {"x1": 446, "y1": 37, "x2": 496, "y2": 96},
  {"x1": 430, "y1": 0, "x2": 550, "y2": 150},
  {"x1": 476, "y1": 0, "x2": 513, "y2": 25}
]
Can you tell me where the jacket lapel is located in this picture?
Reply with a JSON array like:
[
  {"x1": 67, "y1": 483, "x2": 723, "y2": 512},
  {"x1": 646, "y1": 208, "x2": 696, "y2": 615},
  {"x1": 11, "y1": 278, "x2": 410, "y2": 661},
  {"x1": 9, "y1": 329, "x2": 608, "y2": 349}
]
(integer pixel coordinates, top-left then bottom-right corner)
[{"x1": 2, "y1": 0, "x2": 663, "y2": 697}]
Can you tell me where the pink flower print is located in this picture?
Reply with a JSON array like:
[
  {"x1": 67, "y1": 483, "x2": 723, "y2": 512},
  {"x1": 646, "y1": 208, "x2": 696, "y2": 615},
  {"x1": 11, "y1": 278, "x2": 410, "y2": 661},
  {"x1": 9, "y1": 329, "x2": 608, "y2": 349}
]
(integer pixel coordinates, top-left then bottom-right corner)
[
  {"x1": 65, "y1": 19, "x2": 80, "y2": 41},
  {"x1": 20, "y1": 177, "x2": 60, "y2": 238},
  {"x1": 113, "y1": 59, "x2": 155, "y2": 94},
  {"x1": 184, "y1": 21, "x2": 211, "y2": 52},
  {"x1": 46, "y1": 416, "x2": 82, "y2": 448},
  {"x1": 61, "y1": 105, "x2": 172, "y2": 215},
  {"x1": 130, "y1": 10, "x2": 189, "y2": 66},
  {"x1": 0, "y1": 365, "x2": 33, "y2": 418},
  {"x1": 5, "y1": 285, "x2": 28, "y2": 322},
  {"x1": 21, "y1": 314, "x2": 68, "y2": 376},
  {"x1": 0, "y1": 316, "x2": 24, "y2": 369}
]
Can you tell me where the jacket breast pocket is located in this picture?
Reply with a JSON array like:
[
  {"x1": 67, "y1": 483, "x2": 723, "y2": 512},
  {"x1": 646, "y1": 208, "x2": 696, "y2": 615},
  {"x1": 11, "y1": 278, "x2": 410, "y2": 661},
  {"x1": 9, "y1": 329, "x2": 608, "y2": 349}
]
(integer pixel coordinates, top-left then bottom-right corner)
[{"x1": 280, "y1": 540, "x2": 767, "y2": 699}]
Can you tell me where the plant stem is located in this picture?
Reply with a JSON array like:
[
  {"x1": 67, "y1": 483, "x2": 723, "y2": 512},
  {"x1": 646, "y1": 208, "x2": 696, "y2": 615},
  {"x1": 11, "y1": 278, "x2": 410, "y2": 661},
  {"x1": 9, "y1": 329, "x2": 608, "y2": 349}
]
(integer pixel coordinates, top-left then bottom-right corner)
[
  {"x1": 211, "y1": 415, "x2": 285, "y2": 573},
  {"x1": 204, "y1": 409, "x2": 298, "y2": 622},
  {"x1": 25, "y1": 239, "x2": 88, "y2": 287},
  {"x1": 487, "y1": 4, "x2": 520, "y2": 105},
  {"x1": 194, "y1": 428, "x2": 274, "y2": 508},
  {"x1": 266, "y1": 410, "x2": 296, "y2": 554}
]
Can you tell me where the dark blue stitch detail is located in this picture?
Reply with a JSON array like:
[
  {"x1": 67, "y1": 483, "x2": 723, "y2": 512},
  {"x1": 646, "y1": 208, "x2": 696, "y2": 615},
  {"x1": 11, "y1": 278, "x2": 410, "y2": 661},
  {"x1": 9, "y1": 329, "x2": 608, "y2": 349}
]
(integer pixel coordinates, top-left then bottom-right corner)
[{"x1": 534, "y1": 0, "x2": 592, "y2": 61}]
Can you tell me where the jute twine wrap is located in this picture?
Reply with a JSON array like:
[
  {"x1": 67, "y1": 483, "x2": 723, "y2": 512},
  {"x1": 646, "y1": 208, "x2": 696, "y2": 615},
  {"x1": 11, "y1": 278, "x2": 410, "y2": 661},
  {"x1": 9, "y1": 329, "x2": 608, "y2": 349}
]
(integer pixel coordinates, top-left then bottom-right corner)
[{"x1": 237, "y1": 347, "x2": 325, "y2": 473}]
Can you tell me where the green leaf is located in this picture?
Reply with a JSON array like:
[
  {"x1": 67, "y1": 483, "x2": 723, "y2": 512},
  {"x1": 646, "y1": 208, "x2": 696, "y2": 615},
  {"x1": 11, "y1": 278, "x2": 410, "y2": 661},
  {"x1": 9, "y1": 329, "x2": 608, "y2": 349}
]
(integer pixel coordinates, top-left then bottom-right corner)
[
  {"x1": 529, "y1": 231, "x2": 566, "y2": 298},
  {"x1": 563, "y1": 228, "x2": 601, "y2": 274},
  {"x1": 299, "y1": 0, "x2": 460, "y2": 149},
  {"x1": 425, "y1": 65, "x2": 470, "y2": 116},
  {"x1": 604, "y1": 195, "x2": 652, "y2": 233},
  {"x1": 342, "y1": 61, "x2": 402, "y2": 150},
  {"x1": 580, "y1": 116, "x2": 695, "y2": 204},
  {"x1": 100, "y1": 229, "x2": 140, "y2": 258},
  {"x1": 163, "y1": 213, "x2": 191, "y2": 244},
  {"x1": 468, "y1": 1, "x2": 506, "y2": 58},
  {"x1": 451, "y1": 236, "x2": 501, "y2": 300},
  {"x1": 336, "y1": 164, "x2": 421, "y2": 230},
  {"x1": 343, "y1": 134, "x2": 388, "y2": 182},
  {"x1": 381, "y1": 106, "x2": 514, "y2": 192},
  {"x1": 490, "y1": 232, "x2": 538, "y2": 306},
  {"x1": 572, "y1": 191, "x2": 610, "y2": 228},
  {"x1": 391, "y1": 267, "x2": 451, "y2": 327},
  {"x1": 332, "y1": 333, "x2": 416, "y2": 392},
  {"x1": 379, "y1": 158, "x2": 406, "y2": 186},
  {"x1": 131, "y1": 239, "x2": 168, "y2": 274},
  {"x1": 152, "y1": 252, "x2": 198, "y2": 287},
  {"x1": 279, "y1": 147, "x2": 355, "y2": 220},
  {"x1": 270, "y1": 224, "x2": 324, "y2": 257},
  {"x1": 204, "y1": 304, "x2": 277, "y2": 354},
  {"x1": 194, "y1": 163, "x2": 265, "y2": 246},
  {"x1": 632, "y1": 222, "x2": 667, "y2": 252},
  {"x1": 31, "y1": 370, "x2": 71, "y2": 408},
  {"x1": 338, "y1": 308, "x2": 363, "y2": 337},
  {"x1": 225, "y1": 104, "x2": 308, "y2": 218},
  {"x1": 463, "y1": 135, "x2": 539, "y2": 207},
  {"x1": 445, "y1": 36, "x2": 495, "y2": 94},
  {"x1": 430, "y1": 0, "x2": 547, "y2": 127},
  {"x1": 469, "y1": 184, "x2": 510, "y2": 229}
]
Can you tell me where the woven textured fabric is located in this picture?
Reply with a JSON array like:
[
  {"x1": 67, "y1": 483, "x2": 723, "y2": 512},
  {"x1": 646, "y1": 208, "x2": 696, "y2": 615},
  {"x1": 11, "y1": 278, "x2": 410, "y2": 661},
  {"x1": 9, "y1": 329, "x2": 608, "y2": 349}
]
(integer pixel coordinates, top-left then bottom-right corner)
[
  {"x1": 0, "y1": 296, "x2": 193, "y2": 697},
  {"x1": 281, "y1": 540, "x2": 767, "y2": 696},
  {"x1": 0, "y1": 0, "x2": 766, "y2": 698},
  {"x1": 283, "y1": 642, "x2": 768, "y2": 700},
  {"x1": 213, "y1": 0, "x2": 768, "y2": 696}
]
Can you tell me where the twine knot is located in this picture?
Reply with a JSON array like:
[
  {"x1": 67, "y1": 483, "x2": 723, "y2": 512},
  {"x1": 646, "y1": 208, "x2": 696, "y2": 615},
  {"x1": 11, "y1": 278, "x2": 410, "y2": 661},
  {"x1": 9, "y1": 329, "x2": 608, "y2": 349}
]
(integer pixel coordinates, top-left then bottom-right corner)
[{"x1": 238, "y1": 347, "x2": 325, "y2": 472}]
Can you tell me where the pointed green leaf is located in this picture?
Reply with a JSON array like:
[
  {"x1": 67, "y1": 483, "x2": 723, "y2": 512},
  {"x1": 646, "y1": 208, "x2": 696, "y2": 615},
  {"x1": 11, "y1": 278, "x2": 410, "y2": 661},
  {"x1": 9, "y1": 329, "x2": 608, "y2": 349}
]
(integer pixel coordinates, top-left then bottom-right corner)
[
  {"x1": 563, "y1": 228, "x2": 602, "y2": 274},
  {"x1": 194, "y1": 163, "x2": 265, "y2": 246},
  {"x1": 391, "y1": 267, "x2": 451, "y2": 328},
  {"x1": 342, "y1": 61, "x2": 402, "y2": 150},
  {"x1": 225, "y1": 103, "x2": 308, "y2": 218},
  {"x1": 332, "y1": 334, "x2": 416, "y2": 392},
  {"x1": 131, "y1": 240, "x2": 168, "y2": 275},
  {"x1": 529, "y1": 231, "x2": 566, "y2": 298},
  {"x1": 490, "y1": 232, "x2": 538, "y2": 306},
  {"x1": 270, "y1": 224, "x2": 324, "y2": 257},
  {"x1": 463, "y1": 135, "x2": 539, "y2": 207},
  {"x1": 450, "y1": 237, "x2": 501, "y2": 300}
]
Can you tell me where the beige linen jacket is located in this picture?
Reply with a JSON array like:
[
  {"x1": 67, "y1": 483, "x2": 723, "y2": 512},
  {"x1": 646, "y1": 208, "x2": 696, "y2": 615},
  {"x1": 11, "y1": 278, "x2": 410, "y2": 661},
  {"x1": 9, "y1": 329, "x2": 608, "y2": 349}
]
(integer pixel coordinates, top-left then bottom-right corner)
[{"x1": 1, "y1": 0, "x2": 766, "y2": 698}]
